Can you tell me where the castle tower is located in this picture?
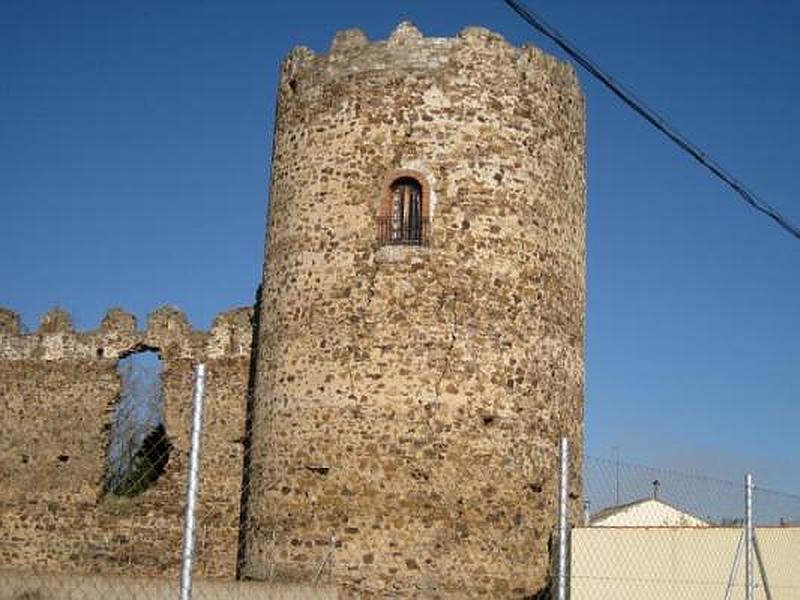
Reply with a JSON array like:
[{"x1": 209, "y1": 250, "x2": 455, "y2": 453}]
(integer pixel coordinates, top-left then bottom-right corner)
[{"x1": 242, "y1": 23, "x2": 586, "y2": 597}]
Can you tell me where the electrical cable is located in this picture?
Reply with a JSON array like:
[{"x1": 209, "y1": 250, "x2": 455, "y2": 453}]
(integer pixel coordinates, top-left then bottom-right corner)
[{"x1": 502, "y1": 0, "x2": 800, "y2": 241}]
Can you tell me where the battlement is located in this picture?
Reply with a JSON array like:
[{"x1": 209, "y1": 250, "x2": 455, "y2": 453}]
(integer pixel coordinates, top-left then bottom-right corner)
[
  {"x1": 0, "y1": 20, "x2": 586, "y2": 596},
  {"x1": 0, "y1": 303, "x2": 254, "y2": 578},
  {"x1": 280, "y1": 22, "x2": 579, "y2": 92},
  {"x1": 245, "y1": 20, "x2": 586, "y2": 597},
  {"x1": 0, "y1": 306, "x2": 253, "y2": 361}
]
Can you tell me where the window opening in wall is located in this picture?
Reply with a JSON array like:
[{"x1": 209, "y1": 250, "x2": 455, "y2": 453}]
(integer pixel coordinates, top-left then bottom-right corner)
[
  {"x1": 378, "y1": 177, "x2": 429, "y2": 246},
  {"x1": 104, "y1": 349, "x2": 170, "y2": 497}
]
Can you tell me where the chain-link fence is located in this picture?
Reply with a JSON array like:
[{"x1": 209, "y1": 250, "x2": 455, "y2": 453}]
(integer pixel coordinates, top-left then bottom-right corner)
[
  {"x1": 2, "y1": 355, "x2": 799, "y2": 599},
  {"x1": 0, "y1": 356, "x2": 555, "y2": 599},
  {"x1": 564, "y1": 451, "x2": 800, "y2": 599},
  {"x1": 0, "y1": 359, "x2": 336, "y2": 600}
]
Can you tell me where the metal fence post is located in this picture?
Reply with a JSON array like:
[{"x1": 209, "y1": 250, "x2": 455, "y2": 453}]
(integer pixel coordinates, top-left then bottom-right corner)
[
  {"x1": 745, "y1": 473, "x2": 754, "y2": 600},
  {"x1": 557, "y1": 437, "x2": 570, "y2": 600},
  {"x1": 180, "y1": 364, "x2": 206, "y2": 600}
]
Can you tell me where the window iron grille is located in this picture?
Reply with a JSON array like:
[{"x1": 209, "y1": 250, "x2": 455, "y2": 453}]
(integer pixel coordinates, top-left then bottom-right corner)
[{"x1": 376, "y1": 216, "x2": 430, "y2": 246}]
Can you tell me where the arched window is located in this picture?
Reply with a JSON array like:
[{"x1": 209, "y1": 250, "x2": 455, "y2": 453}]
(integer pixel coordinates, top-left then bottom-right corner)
[{"x1": 377, "y1": 175, "x2": 429, "y2": 246}]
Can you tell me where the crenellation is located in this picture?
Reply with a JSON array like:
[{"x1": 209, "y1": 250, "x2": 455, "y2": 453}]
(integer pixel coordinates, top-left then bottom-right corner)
[
  {"x1": 280, "y1": 23, "x2": 581, "y2": 127},
  {"x1": 244, "y1": 22, "x2": 585, "y2": 598},
  {"x1": 0, "y1": 307, "x2": 20, "y2": 334},
  {"x1": 388, "y1": 21, "x2": 424, "y2": 45},
  {"x1": 0, "y1": 305, "x2": 253, "y2": 361},
  {"x1": 100, "y1": 307, "x2": 137, "y2": 333},
  {"x1": 0, "y1": 301, "x2": 255, "y2": 578},
  {"x1": 0, "y1": 22, "x2": 585, "y2": 598},
  {"x1": 39, "y1": 307, "x2": 74, "y2": 334},
  {"x1": 282, "y1": 46, "x2": 316, "y2": 86},
  {"x1": 457, "y1": 25, "x2": 509, "y2": 46},
  {"x1": 208, "y1": 307, "x2": 255, "y2": 359},
  {"x1": 329, "y1": 28, "x2": 368, "y2": 54},
  {"x1": 144, "y1": 305, "x2": 191, "y2": 336},
  {"x1": 143, "y1": 306, "x2": 201, "y2": 359}
]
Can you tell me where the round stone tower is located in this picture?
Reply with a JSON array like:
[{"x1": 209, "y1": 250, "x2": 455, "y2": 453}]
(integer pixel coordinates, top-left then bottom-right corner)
[{"x1": 242, "y1": 22, "x2": 586, "y2": 598}]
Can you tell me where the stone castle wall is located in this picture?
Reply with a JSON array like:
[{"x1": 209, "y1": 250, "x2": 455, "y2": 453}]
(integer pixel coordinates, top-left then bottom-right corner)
[
  {"x1": 0, "y1": 305, "x2": 253, "y2": 579},
  {"x1": 243, "y1": 23, "x2": 586, "y2": 598}
]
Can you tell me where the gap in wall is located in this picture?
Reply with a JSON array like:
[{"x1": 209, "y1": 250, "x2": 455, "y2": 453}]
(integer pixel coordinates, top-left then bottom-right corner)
[{"x1": 104, "y1": 348, "x2": 171, "y2": 497}]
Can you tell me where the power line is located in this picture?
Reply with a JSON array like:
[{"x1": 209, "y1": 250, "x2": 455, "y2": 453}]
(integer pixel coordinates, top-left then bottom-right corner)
[{"x1": 502, "y1": 0, "x2": 800, "y2": 241}]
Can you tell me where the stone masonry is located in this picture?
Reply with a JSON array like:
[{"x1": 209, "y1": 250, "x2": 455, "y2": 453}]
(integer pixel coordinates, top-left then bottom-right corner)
[
  {"x1": 242, "y1": 23, "x2": 586, "y2": 598},
  {"x1": 0, "y1": 21, "x2": 586, "y2": 600},
  {"x1": 0, "y1": 305, "x2": 252, "y2": 579}
]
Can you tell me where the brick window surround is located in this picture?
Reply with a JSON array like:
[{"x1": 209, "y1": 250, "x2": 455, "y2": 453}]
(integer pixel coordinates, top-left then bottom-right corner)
[{"x1": 377, "y1": 169, "x2": 431, "y2": 246}]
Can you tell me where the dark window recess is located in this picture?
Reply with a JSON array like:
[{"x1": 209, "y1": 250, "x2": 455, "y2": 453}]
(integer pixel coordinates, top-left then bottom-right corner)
[{"x1": 378, "y1": 177, "x2": 429, "y2": 246}]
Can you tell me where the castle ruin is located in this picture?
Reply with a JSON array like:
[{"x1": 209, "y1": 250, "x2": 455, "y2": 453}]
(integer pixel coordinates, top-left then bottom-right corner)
[{"x1": 0, "y1": 22, "x2": 585, "y2": 599}]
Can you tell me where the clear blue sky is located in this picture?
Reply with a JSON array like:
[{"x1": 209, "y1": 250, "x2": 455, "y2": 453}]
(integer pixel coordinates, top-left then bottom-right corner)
[{"x1": 2, "y1": 1, "x2": 799, "y2": 492}]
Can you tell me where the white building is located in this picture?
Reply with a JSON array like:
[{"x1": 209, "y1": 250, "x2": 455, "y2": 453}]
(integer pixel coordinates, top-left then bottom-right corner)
[{"x1": 590, "y1": 498, "x2": 710, "y2": 528}]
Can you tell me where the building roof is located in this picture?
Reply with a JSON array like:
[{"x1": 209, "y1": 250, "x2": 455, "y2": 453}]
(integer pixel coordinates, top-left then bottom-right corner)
[{"x1": 590, "y1": 498, "x2": 710, "y2": 528}]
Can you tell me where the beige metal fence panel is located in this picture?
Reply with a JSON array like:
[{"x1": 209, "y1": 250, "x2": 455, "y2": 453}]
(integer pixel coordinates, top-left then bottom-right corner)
[{"x1": 570, "y1": 455, "x2": 800, "y2": 599}]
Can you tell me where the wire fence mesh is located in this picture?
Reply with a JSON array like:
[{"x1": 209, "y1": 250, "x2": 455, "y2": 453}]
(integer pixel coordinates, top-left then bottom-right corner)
[
  {"x1": 571, "y1": 455, "x2": 800, "y2": 599},
  {"x1": 0, "y1": 352, "x2": 184, "y2": 599},
  {"x1": 2, "y1": 354, "x2": 799, "y2": 600},
  {"x1": 0, "y1": 359, "x2": 339, "y2": 600}
]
